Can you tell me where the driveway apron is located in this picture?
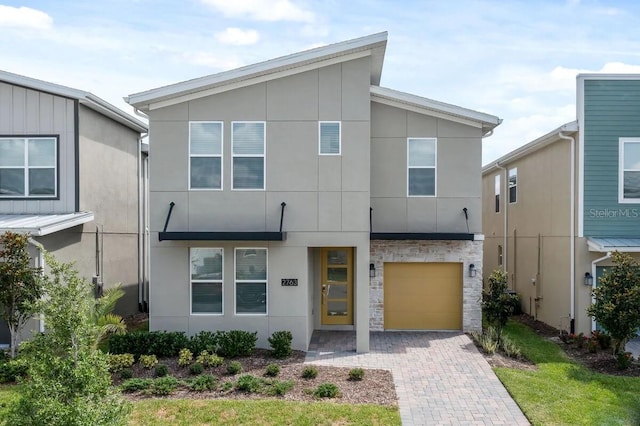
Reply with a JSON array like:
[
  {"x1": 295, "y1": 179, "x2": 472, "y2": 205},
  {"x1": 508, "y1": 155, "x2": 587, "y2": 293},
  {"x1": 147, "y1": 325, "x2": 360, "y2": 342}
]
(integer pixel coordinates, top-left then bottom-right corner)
[{"x1": 305, "y1": 331, "x2": 530, "y2": 425}]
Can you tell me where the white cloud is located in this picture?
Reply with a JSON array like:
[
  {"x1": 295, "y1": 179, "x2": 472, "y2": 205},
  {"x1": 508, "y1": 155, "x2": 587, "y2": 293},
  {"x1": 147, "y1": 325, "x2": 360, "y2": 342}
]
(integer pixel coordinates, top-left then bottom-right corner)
[
  {"x1": 0, "y1": 5, "x2": 53, "y2": 30},
  {"x1": 216, "y1": 28, "x2": 260, "y2": 45},
  {"x1": 181, "y1": 52, "x2": 244, "y2": 70},
  {"x1": 201, "y1": 0, "x2": 314, "y2": 22}
]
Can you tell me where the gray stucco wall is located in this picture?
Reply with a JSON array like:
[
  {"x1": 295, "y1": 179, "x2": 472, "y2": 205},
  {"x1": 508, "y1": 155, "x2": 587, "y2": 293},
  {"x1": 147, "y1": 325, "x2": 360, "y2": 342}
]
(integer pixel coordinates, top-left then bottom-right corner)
[
  {"x1": 0, "y1": 81, "x2": 76, "y2": 213},
  {"x1": 370, "y1": 102, "x2": 483, "y2": 234}
]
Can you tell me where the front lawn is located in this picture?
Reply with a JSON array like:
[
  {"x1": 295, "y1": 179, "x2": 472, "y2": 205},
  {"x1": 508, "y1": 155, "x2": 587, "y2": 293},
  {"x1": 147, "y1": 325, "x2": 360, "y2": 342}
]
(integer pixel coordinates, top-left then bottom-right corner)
[{"x1": 496, "y1": 321, "x2": 640, "y2": 425}]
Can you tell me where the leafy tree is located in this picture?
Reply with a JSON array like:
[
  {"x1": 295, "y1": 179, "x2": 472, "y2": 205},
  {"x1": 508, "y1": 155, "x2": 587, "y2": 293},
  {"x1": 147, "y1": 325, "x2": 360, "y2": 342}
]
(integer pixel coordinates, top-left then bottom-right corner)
[
  {"x1": 587, "y1": 252, "x2": 640, "y2": 355},
  {"x1": 482, "y1": 269, "x2": 518, "y2": 339},
  {"x1": 0, "y1": 231, "x2": 43, "y2": 358},
  {"x1": 7, "y1": 251, "x2": 130, "y2": 426}
]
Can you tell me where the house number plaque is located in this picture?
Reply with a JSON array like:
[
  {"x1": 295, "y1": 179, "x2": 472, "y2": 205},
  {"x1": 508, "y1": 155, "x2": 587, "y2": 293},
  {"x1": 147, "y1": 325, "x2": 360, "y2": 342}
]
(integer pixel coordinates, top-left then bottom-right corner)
[{"x1": 281, "y1": 278, "x2": 298, "y2": 286}]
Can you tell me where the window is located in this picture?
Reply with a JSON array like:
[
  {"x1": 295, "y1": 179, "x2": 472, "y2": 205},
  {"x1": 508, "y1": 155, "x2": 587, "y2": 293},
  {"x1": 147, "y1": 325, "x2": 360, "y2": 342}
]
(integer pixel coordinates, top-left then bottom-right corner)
[
  {"x1": 619, "y1": 138, "x2": 640, "y2": 202},
  {"x1": 189, "y1": 122, "x2": 222, "y2": 190},
  {"x1": 232, "y1": 122, "x2": 265, "y2": 190},
  {"x1": 498, "y1": 245, "x2": 503, "y2": 266},
  {"x1": 0, "y1": 137, "x2": 57, "y2": 197},
  {"x1": 508, "y1": 167, "x2": 517, "y2": 203},
  {"x1": 407, "y1": 138, "x2": 436, "y2": 196},
  {"x1": 235, "y1": 248, "x2": 267, "y2": 314},
  {"x1": 319, "y1": 122, "x2": 341, "y2": 155},
  {"x1": 190, "y1": 248, "x2": 223, "y2": 314},
  {"x1": 494, "y1": 174, "x2": 501, "y2": 213}
]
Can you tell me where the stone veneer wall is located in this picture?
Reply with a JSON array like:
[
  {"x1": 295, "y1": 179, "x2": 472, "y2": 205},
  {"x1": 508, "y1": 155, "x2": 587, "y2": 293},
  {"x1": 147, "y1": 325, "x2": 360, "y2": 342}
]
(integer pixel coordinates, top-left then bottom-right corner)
[{"x1": 369, "y1": 240, "x2": 483, "y2": 332}]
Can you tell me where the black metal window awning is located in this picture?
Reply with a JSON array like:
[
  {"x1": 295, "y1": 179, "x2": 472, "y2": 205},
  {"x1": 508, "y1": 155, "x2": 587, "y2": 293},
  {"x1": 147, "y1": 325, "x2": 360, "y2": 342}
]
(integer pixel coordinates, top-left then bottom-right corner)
[{"x1": 158, "y1": 202, "x2": 287, "y2": 242}]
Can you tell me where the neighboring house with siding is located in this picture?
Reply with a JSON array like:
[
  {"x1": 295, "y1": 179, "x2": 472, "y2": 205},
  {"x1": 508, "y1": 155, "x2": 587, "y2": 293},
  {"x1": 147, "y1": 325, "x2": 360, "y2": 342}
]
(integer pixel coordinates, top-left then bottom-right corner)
[
  {"x1": 483, "y1": 74, "x2": 640, "y2": 336},
  {"x1": 0, "y1": 70, "x2": 149, "y2": 347},
  {"x1": 127, "y1": 32, "x2": 501, "y2": 352}
]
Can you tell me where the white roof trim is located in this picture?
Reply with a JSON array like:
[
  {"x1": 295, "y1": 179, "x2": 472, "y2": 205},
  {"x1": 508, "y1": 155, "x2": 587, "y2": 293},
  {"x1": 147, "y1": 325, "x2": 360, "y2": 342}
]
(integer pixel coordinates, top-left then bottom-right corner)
[
  {"x1": 482, "y1": 121, "x2": 578, "y2": 174},
  {"x1": 578, "y1": 73, "x2": 640, "y2": 81},
  {"x1": 587, "y1": 237, "x2": 640, "y2": 253},
  {"x1": 0, "y1": 212, "x2": 94, "y2": 236},
  {"x1": 126, "y1": 32, "x2": 388, "y2": 110},
  {"x1": 370, "y1": 86, "x2": 501, "y2": 134},
  {"x1": 0, "y1": 70, "x2": 147, "y2": 133}
]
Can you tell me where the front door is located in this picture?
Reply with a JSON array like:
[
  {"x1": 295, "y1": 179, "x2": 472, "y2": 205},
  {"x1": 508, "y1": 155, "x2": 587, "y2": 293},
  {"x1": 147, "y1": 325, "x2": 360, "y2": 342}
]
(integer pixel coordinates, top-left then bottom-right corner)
[{"x1": 321, "y1": 247, "x2": 353, "y2": 325}]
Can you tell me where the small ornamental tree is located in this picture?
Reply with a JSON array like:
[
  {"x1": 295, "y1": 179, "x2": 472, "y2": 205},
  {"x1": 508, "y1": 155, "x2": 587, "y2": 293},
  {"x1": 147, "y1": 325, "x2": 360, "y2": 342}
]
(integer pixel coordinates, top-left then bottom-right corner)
[
  {"x1": 0, "y1": 231, "x2": 43, "y2": 358},
  {"x1": 482, "y1": 269, "x2": 518, "y2": 339},
  {"x1": 7, "y1": 252, "x2": 130, "y2": 426},
  {"x1": 587, "y1": 252, "x2": 640, "y2": 355}
]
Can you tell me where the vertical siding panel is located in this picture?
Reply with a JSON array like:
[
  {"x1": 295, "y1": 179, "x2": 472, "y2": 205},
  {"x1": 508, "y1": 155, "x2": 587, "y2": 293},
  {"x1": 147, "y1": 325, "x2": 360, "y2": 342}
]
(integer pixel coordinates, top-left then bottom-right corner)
[
  {"x1": 11, "y1": 86, "x2": 26, "y2": 133},
  {"x1": 25, "y1": 89, "x2": 39, "y2": 133},
  {"x1": 0, "y1": 83, "x2": 13, "y2": 132},
  {"x1": 39, "y1": 93, "x2": 54, "y2": 133}
]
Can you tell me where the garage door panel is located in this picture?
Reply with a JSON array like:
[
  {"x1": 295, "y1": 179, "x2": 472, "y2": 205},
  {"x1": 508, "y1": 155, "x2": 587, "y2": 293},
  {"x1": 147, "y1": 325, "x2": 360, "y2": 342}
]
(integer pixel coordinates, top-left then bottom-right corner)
[{"x1": 384, "y1": 262, "x2": 462, "y2": 330}]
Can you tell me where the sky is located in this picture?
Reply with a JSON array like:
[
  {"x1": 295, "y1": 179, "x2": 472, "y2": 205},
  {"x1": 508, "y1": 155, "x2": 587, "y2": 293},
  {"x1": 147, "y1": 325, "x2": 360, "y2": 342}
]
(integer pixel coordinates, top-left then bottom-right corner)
[{"x1": 2, "y1": 0, "x2": 640, "y2": 165}]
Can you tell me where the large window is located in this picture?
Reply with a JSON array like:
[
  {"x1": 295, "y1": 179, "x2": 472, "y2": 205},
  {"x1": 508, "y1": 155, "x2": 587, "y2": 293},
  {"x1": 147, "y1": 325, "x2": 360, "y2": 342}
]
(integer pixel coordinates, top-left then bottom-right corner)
[
  {"x1": 620, "y1": 138, "x2": 640, "y2": 202},
  {"x1": 190, "y1": 248, "x2": 223, "y2": 314},
  {"x1": 189, "y1": 122, "x2": 222, "y2": 190},
  {"x1": 508, "y1": 167, "x2": 517, "y2": 204},
  {"x1": 232, "y1": 122, "x2": 265, "y2": 190},
  {"x1": 319, "y1": 122, "x2": 341, "y2": 155},
  {"x1": 407, "y1": 138, "x2": 436, "y2": 196},
  {"x1": 0, "y1": 137, "x2": 57, "y2": 197},
  {"x1": 235, "y1": 248, "x2": 267, "y2": 314},
  {"x1": 494, "y1": 174, "x2": 501, "y2": 213}
]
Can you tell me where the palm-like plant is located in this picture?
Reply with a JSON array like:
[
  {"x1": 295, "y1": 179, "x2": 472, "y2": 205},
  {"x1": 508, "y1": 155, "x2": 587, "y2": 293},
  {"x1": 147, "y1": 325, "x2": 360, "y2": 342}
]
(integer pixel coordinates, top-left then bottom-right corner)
[{"x1": 91, "y1": 284, "x2": 127, "y2": 348}]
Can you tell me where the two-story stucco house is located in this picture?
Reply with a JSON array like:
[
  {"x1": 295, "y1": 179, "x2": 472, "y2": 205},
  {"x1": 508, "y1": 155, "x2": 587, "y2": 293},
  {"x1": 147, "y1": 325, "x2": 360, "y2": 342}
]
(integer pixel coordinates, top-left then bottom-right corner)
[
  {"x1": 483, "y1": 74, "x2": 640, "y2": 336},
  {"x1": 0, "y1": 71, "x2": 149, "y2": 347},
  {"x1": 127, "y1": 32, "x2": 501, "y2": 352}
]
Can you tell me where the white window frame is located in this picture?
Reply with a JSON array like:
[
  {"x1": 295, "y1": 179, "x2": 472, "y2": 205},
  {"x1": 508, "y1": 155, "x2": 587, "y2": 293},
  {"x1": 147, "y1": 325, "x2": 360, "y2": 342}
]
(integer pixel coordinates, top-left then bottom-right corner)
[
  {"x1": 190, "y1": 247, "x2": 224, "y2": 316},
  {"x1": 0, "y1": 136, "x2": 58, "y2": 198},
  {"x1": 231, "y1": 121, "x2": 266, "y2": 191},
  {"x1": 494, "y1": 174, "x2": 501, "y2": 213},
  {"x1": 619, "y1": 138, "x2": 640, "y2": 203},
  {"x1": 407, "y1": 137, "x2": 437, "y2": 197},
  {"x1": 188, "y1": 121, "x2": 223, "y2": 191},
  {"x1": 508, "y1": 167, "x2": 517, "y2": 204},
  {"x1": 234, "y1": 247, "x2": 268, "y2": 316},
  {"x1": 318, "y1": 121, "x2": 341, "y2": 155}
]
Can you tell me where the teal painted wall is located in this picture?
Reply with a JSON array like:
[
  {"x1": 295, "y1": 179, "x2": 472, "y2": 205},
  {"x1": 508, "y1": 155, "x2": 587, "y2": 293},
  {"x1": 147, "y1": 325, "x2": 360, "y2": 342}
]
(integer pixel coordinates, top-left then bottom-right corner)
[{"x1": 583, "y1": 79, "x2": 640, "y2": 237}]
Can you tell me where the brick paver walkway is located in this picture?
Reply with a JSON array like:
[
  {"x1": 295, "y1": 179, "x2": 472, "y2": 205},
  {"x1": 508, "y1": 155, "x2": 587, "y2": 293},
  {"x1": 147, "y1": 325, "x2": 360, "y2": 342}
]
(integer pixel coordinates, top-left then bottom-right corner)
[{"x1": 305, "y1": 331, "x2": 530, "y2": 425}]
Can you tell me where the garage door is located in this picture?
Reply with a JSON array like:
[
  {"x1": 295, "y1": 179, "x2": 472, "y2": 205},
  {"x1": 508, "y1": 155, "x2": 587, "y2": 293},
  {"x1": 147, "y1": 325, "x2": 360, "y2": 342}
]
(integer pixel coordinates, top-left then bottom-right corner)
[{"x1": 384, "y1": 262, "x2": 462, "y2": 330}]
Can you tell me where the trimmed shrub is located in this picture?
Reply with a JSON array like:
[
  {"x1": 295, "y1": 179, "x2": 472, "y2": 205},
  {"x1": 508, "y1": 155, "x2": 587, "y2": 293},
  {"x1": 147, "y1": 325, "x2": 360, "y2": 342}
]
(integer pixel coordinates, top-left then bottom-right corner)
[
  {"x1": 189, "y1": 331, "x2": 221, "y2": 355},
  {"x1": 119, "y1": 368, "x2": 133, "y2": 380},
  {"x1": 348, "y1": 368, "x2": 365, "y2": 381},
  {"x1": 189, "y1": 362, "x2": 204, "y2": 375},
  {"x1": 108, "y1": 353, "x2": 135, "y2": 372},
  {"x1": 264, "y1": 379, "x2": 294, "y2": 396},
  {"x1": 196, "y1": 350, "x2": 224, "y2": 367},
  {"x1": 154, "y1": 364, "x2": 169, "y2": 377},
  {"x1": 178, "y1": 348, "x2": 193, "y2": 367},
  {"x1": 268, "y1": 330, "x2": 293, "y2": 359},
  {"x1": 109, "y1": 331, "x2": 189, "y2": 358},
  {"x1": 150, "y1": 376, "x2": 178, "y2": 395},
  {"x1": 189, "y1": 374, "x2": 217, "y2": 392},
  {"x1": 226, "y1": 360, "x2": 242, "y2": 375},
  {"x1": 617, "y1": 352, "x2": 634, "y2": 370},
  {"x1": 139, "y1": 354, "x2": 158, "y2": 369},
  {"x1": 265, "y1": 363, "x2": 280, "y2": 377},
  {"x1": 235, "y1": 374, "x2": 261, "y2": 393},
  {"x1": 314, "y1": 382, "x2": 340, "y2": 398},
  {"x1": 121, "y1": 378, "x2": 152, "y2": 393},
  {"x1": 301, "y1": 366, "x2": 318, "y2": 379},
  {"x1": 218, "y1": 330, "x2": 257, "y2": 358}
]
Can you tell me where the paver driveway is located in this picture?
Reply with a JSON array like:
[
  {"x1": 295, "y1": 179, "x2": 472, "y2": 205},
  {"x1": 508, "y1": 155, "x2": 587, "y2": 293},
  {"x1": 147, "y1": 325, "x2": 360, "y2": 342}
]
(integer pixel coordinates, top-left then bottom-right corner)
[{"x1": 305, "y1": 331, "x2": 530, "y2": 425}]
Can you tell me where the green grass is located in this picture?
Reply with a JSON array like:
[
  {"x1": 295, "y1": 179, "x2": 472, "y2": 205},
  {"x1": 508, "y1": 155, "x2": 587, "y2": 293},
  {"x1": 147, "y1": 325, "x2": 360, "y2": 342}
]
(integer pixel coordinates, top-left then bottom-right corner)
[
  {"x1": 496, "y1": 320, "x2": 640, "y2": 425},
  {"x1": 0, "y1": 385, "x2": 399, "y2": 426}
]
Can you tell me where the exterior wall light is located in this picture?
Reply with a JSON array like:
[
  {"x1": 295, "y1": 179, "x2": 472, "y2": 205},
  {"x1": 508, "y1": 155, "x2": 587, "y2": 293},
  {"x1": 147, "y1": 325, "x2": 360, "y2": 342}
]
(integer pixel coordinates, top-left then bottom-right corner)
[
  {"x1": 369, "y1": 263, "x2": 376, "y2": 278},
  {"x1": 469, "y1": 264, "x2": 477, "y2": 277},
  {"x1": 584, "y1": 272, "x2": 594, "y2": 286}
]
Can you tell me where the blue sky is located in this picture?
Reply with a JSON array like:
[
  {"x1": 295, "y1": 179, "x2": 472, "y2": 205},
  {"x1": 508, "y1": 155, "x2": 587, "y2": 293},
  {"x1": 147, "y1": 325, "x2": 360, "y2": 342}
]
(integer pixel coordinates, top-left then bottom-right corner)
[{"x1": 2, "y1": 0, "x2": 640, "y2": 164}]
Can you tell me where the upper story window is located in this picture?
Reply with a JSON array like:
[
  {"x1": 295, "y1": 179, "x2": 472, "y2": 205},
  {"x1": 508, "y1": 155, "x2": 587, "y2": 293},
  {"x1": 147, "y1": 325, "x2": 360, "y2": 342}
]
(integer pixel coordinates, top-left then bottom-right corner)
[
  {"x1": 189, "y1": 122, "x2": 222, "y2": 190},
  {"x1": 508, "y1": 167, "x2": 517, "y2": 203},
  {"x1": 407, "y1": 138, "x2": 436, "y2": 196},
  {"x1": 319, "y1": 122, "x2": 341, "y2": 155},
  {"x1": 232, "y1": 122, "x2": 265, "y2": 190},
  {"x1": 619, "y1": 138, "x2": 640, "y2": 203},
  {"x1": 0, "y1": 137, "x2": 57, "y2": 198},
  {"x1": 494, "y1": 174, "x2": 501, "y2": 213},
  {"x1": 235, "y1": 248, "x2": 267, "y2": 314},
  {"x1": 190, "y1": 248, "x2": 223, "y2": 314}
]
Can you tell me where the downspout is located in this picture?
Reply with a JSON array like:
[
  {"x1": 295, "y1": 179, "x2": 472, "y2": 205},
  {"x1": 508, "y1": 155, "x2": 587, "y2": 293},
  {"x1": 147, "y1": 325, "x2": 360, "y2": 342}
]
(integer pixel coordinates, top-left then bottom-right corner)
[
  {"x1": 133, "y1": 107, "x2": 149, "y2": 312},
  {"x1": 591, "y1": 252, "x2": 611, "y2": 331},
  {"x1": 27, "y1": 238, "x2": 45, "y2": 333},
  {"x1": 495, "y1": 162, "x2": 507, "y2": 273},
  {"x1": 558, "y1": 131, "x2": 576, "y2": 333}
]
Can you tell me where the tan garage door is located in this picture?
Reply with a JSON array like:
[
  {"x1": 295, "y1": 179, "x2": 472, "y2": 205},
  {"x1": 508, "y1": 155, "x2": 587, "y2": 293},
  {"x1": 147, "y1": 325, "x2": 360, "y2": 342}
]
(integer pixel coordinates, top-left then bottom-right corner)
[{"x1": 384, "y1": 262, "x2": 462, "y2": 330}]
